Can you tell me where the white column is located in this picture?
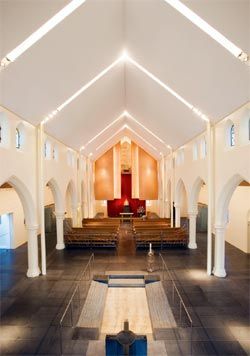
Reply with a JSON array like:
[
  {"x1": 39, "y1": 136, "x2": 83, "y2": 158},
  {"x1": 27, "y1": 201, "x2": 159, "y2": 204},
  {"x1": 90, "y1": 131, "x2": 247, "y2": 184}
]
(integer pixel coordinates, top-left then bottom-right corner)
[
  {"x1": 55, "y1": 212, "x2": 65, "y2": 250},
  {"x1": 170, "y1": 149, "x2": 174, "y2": 227},
  {"x1": 38, "y1": 123, "x2": 46, "y2": 275},
  {"x1": 71, "y1": 205, "x2": 78, "y2": 227},
  {"x1": 188, "y1": 211, "x2": 198, "y2": 249},
  {"x1": 175, "y1": 204, "x2": 181, "y2": 227},
  {"x1": 214, "y1": 225, "x2": 226, "y2": 277},
  {"x1": 165, "y1": 200, "x2": 171, "y2": 218},
  {"x1": 207, "y1": 120, "x2": 213, "y2": 275},
  {"x1": 26, "y1": 225, "x2": 40, "y2": 278}
]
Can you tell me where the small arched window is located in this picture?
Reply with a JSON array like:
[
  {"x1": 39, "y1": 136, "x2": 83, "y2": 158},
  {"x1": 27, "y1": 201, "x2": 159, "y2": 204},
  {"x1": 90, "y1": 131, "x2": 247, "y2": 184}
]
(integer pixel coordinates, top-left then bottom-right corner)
[
  {"x1": 16, "y1": 128, "x2": 21, "y2": 149},
  {"x1": 230, "y1": 124, "x2": 235, "y2": 147},
  {"x1": 0, "y1": 125, "x2": 2, "y2": 143}
]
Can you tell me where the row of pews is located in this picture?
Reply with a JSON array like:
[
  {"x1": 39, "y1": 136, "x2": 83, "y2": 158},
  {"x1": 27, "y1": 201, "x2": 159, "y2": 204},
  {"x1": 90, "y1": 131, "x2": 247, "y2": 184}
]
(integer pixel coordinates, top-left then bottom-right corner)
[
  {"x1": 64, "y1": 218, "x2": 120, "y2": 248},
  {"x1": 63, "y1": 216, "x2": 188, "y2": 249},
  {"x1": 132, "y1": 218, "x2": 188, "y2": 249}
]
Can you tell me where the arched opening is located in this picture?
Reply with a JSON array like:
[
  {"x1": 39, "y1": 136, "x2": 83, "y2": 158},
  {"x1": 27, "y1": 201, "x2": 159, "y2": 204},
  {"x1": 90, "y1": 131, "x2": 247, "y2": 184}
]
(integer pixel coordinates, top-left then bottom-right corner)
[
  {"x1": 65, "y1": 180, "x2": 78, "y2": 227},
  {"x1": 165, "y1": 179, "x2": 171, "y2": 218},
  {"x1": 189, "y1": 177, "x2": 207, "y2": 249},
  {"x1": 46, "y1": 178, "x2": 65, "y2": 251},
  {"x1": 175, "y1": 178, "x2": 188, "y2": 228},
  {"x1": 214, "y1": 175, "x2": 250, "y2": 277},
  {"x1": 0, "y1": 176, "x2": 39, "y2": 277}
]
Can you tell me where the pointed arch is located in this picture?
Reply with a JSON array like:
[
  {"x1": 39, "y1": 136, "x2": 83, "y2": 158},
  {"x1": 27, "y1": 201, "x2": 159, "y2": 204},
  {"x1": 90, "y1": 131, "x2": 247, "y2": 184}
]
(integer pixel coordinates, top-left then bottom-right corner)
[
  {"x1": 46, "y1": 178, "x2": 64, "y2": 213},
  {"x1": 65, "y1": 179, "x2": 77, "y2": 208},
  {"x1": 216, "y1": 174, "x2": 248, "y2": 225},
  {"x1": 6, "y1": 175, "x2": 37, "y2": 226},
  {"x1": 175, "y1": 178, "x2": 187, "y2": 206},
  {"x1": 189, "y1": 176, "x2": 206, "y2": 212}
]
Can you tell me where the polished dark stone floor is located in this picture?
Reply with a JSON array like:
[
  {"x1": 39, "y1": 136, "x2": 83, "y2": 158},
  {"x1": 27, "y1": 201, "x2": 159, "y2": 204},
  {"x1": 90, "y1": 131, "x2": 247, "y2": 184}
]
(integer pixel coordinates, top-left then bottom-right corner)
[{"x1": 0, "y1": 229, "x2": 249, "y2": 355}]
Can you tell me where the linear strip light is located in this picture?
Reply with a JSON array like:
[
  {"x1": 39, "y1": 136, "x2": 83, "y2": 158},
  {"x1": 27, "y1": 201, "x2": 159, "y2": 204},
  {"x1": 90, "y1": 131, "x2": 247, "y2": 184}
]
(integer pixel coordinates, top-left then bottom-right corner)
[
  {"x1": 43, "y1": 55, "x2": 125, "y2": 123},
  {"x1": 0, "y1": 0, "x2": 87, "y2": 68},
  {"x1": 96, "y1": 126, "x2": 126, "y2": 151},
  {"x1": 81, "y1": 109, "x2": 169, "y2": 150},
  {"x1": 96, "y1": 124, "x2": 158, "y2": 153},
  {"x1": 163, "y1": 0, "x2": 249, "y2": 64},
  {"x1": 126, "y1": 53, "x2": 209, "y2": 122},
  {"x1": 80, "y1": 112, "x2": 124, "y2": 150},
  {"x1": 124, "y1": 124, "x2": 158, "y2": 152},
  {"x1": 124, "y1": 110, "x2": 167, "y2": 145}
]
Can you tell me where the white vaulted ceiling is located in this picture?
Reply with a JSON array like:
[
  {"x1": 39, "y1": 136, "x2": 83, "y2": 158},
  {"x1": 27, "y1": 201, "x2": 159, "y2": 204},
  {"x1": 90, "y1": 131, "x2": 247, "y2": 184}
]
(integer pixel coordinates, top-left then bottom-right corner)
[{"x1": 0, "y1": 0, "x2": 249, "y2": 156}]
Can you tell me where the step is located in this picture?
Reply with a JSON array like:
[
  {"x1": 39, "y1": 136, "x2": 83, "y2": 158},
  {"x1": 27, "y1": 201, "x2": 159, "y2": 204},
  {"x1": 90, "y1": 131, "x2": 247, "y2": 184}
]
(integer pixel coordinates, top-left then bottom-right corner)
[
  {"x1": 77, "y1": 280, "x2": 108, "y2": 332},
  {"x1": 108, "y1": 278, "x2": 145, "y2": 287},
  {"x1": 146, "y1": 281, "x2": 176, "y2": 330}
]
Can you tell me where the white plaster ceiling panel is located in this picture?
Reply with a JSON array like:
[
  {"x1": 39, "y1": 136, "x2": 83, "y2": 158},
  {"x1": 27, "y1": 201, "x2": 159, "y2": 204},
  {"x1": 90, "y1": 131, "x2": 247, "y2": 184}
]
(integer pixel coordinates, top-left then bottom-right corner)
[
  {"x1": 93, "y1": 127, "x2": 160, "y2": 161},
  {"x1": 125, "y1": 62, "x2": 205, "y2": 149},
  {"x1": 46, "y1": 62, "x2": 124, "y2": 150},
  {"x1": 1, "y1": 0, "x2": 69, "y2": 57},
  {"x1": 1, "y1": 0, "x2": 123, "y2": 124},
  {"x1": 125, "y1": 0, "x2": 249, "y2": 121},
  {"x1": 183, "y1": 0, "x2": 250, "y2": 53}
]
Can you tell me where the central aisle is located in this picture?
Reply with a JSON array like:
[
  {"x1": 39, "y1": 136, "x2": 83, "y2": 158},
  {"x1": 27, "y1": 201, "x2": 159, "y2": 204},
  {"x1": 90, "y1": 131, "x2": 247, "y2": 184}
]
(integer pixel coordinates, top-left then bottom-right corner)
[{"x1": 100, "y1": 286, "x2": 153, "y2": 336}]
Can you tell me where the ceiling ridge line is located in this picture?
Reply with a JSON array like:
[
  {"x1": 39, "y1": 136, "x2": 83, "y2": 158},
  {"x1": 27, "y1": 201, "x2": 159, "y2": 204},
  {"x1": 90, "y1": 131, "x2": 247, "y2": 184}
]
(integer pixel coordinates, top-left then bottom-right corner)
[{"x1": 80, "y1": 110, "x2": 169, "y2": 152}]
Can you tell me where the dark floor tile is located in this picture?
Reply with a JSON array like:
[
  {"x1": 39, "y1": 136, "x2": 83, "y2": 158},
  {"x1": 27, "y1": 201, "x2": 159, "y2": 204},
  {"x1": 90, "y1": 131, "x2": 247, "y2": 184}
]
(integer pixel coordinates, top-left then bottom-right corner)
[{"x1": 212, "y1": 341, "x2": 247, "y2": 355}]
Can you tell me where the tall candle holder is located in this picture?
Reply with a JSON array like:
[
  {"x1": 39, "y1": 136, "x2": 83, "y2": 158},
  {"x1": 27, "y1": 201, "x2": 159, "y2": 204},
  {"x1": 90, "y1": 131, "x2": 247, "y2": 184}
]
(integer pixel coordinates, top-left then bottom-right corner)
[{"x1": 147, "y1": 243, "x2": 155, "y2": 273}]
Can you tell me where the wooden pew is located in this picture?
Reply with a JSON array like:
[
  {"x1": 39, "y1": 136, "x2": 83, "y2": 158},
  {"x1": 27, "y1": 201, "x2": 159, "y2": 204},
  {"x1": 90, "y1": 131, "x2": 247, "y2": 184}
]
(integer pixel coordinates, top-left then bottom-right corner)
[
  {"x1": 133, "y1": 223, "x2": 188, "y2": 249},
  {"x1": 64, "y1": 219, "x2": 118, "y2": 248}
]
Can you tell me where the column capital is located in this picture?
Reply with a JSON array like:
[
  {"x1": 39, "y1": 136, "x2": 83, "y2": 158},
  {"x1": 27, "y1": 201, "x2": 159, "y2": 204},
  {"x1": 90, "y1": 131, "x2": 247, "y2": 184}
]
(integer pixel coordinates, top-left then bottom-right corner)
[
  {"x1": 26, "y1": 224, "x2": 39, "y2": 231},
  {"x1": 188, "y1": 211, "x2": 198, "y2": 217},
  {"x1": 54, "y1": 212, "x2": 65, "y2": 219},
  {"x1": 214, "y1": 224, "x2": 226, "y2": 231}
]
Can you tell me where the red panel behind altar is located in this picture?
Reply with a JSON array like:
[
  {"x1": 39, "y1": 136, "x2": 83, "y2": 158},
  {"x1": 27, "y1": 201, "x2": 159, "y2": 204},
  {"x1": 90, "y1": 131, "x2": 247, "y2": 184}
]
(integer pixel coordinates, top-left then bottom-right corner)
[{"x1": 107, "y1": 174, "x2": 146, "y2": 217}]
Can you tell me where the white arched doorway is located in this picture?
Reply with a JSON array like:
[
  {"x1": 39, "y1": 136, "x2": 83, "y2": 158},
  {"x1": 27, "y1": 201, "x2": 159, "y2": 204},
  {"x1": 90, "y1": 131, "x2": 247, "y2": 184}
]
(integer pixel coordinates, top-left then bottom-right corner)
[
  {"x1": 46, "y1": 178, "x2": 65, "y2": 250},
  {"x1": 174, "y1": 178, "x2": 188, "y2": 228},
  {"x1": 188, "y1": 177, "x2": 207, "y2": 249},
  {"x1": 0, "y1": 176, "x2": 40, "y2": 277},
  {"x1": 65, "y1": 180, "x2": 78, "y2": 227},
  {"x1": 214, "y1": 174, "x2": 250, "y2": 277}
]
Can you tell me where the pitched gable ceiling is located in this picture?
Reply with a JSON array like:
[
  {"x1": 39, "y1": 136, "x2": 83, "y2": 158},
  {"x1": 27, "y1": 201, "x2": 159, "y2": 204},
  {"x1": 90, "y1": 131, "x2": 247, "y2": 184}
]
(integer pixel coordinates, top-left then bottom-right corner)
[{"x1": 0, "y1": 0, "x2": 249, "y2": 155}]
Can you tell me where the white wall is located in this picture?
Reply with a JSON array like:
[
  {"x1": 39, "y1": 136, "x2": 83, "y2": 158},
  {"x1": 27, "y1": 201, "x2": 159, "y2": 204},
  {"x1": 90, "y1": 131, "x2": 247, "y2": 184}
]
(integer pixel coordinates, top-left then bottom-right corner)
[
  {"x1": 164, "y1": 102, "x2": 250, "y2": 256},
  {"x1": 226, "y1": 186, "x2": 250, "y2": 253},
  {"x1": 0, "y1": 106, "x2": 81, "y2": 252},
  {"x1": 95, "y1": 200, "x2": 108, "y2": 217},
  {"x1": 0, "y1": 188, "x2": 26, "y2": 248},
  {"x1": 198, "y1": 184, "x2": 208, "y2": 204}
]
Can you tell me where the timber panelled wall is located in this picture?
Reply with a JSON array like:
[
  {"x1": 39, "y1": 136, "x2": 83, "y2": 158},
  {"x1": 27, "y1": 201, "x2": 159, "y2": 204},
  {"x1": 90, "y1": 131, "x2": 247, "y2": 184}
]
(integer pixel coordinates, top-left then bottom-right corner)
[
  {"x1": 94, "y1": 148, "x2": 114, "y2": 200},
  {"x1": 138, "y1": 147, "x2": 158, "y2": 200}
]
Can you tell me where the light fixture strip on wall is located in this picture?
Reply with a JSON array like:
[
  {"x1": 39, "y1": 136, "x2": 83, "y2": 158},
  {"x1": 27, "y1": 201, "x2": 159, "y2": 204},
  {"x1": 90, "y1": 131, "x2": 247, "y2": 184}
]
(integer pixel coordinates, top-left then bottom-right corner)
[
  {"x1": 0, "y1": 0, "x2": 87, "y2": 68},
  {"x1": 163, "y1": 0, "x2": 249, "y2": 63}
]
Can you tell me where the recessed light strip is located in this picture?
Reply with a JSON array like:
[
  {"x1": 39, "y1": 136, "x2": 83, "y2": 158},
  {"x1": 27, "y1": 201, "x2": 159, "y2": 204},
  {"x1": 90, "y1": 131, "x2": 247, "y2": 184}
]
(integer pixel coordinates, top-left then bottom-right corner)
[
  {"x1": 1, "y1": 0, "x2": 87, "y2": 68},
  {"x1": 124, "y1": 125, "x2": 158, "y2": 152},
  {"x1": 42, "y1": 56, "x2": 124, "y2": 123},
  {"x1": 83, "y1": 112, "x2": 124, "y2": 148},
  {"x1": 124, "y1": 110, "x2": 166, "y2": 145},
  {"x1": 96, "y1": 126, "x2": 125, "y2": 151},
  {"x1": 126, "y1": 55, "x2": 209, "y2": 122},
  {"x1": 163, "y1": 0, "x2": 249, "y2": 63}
]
